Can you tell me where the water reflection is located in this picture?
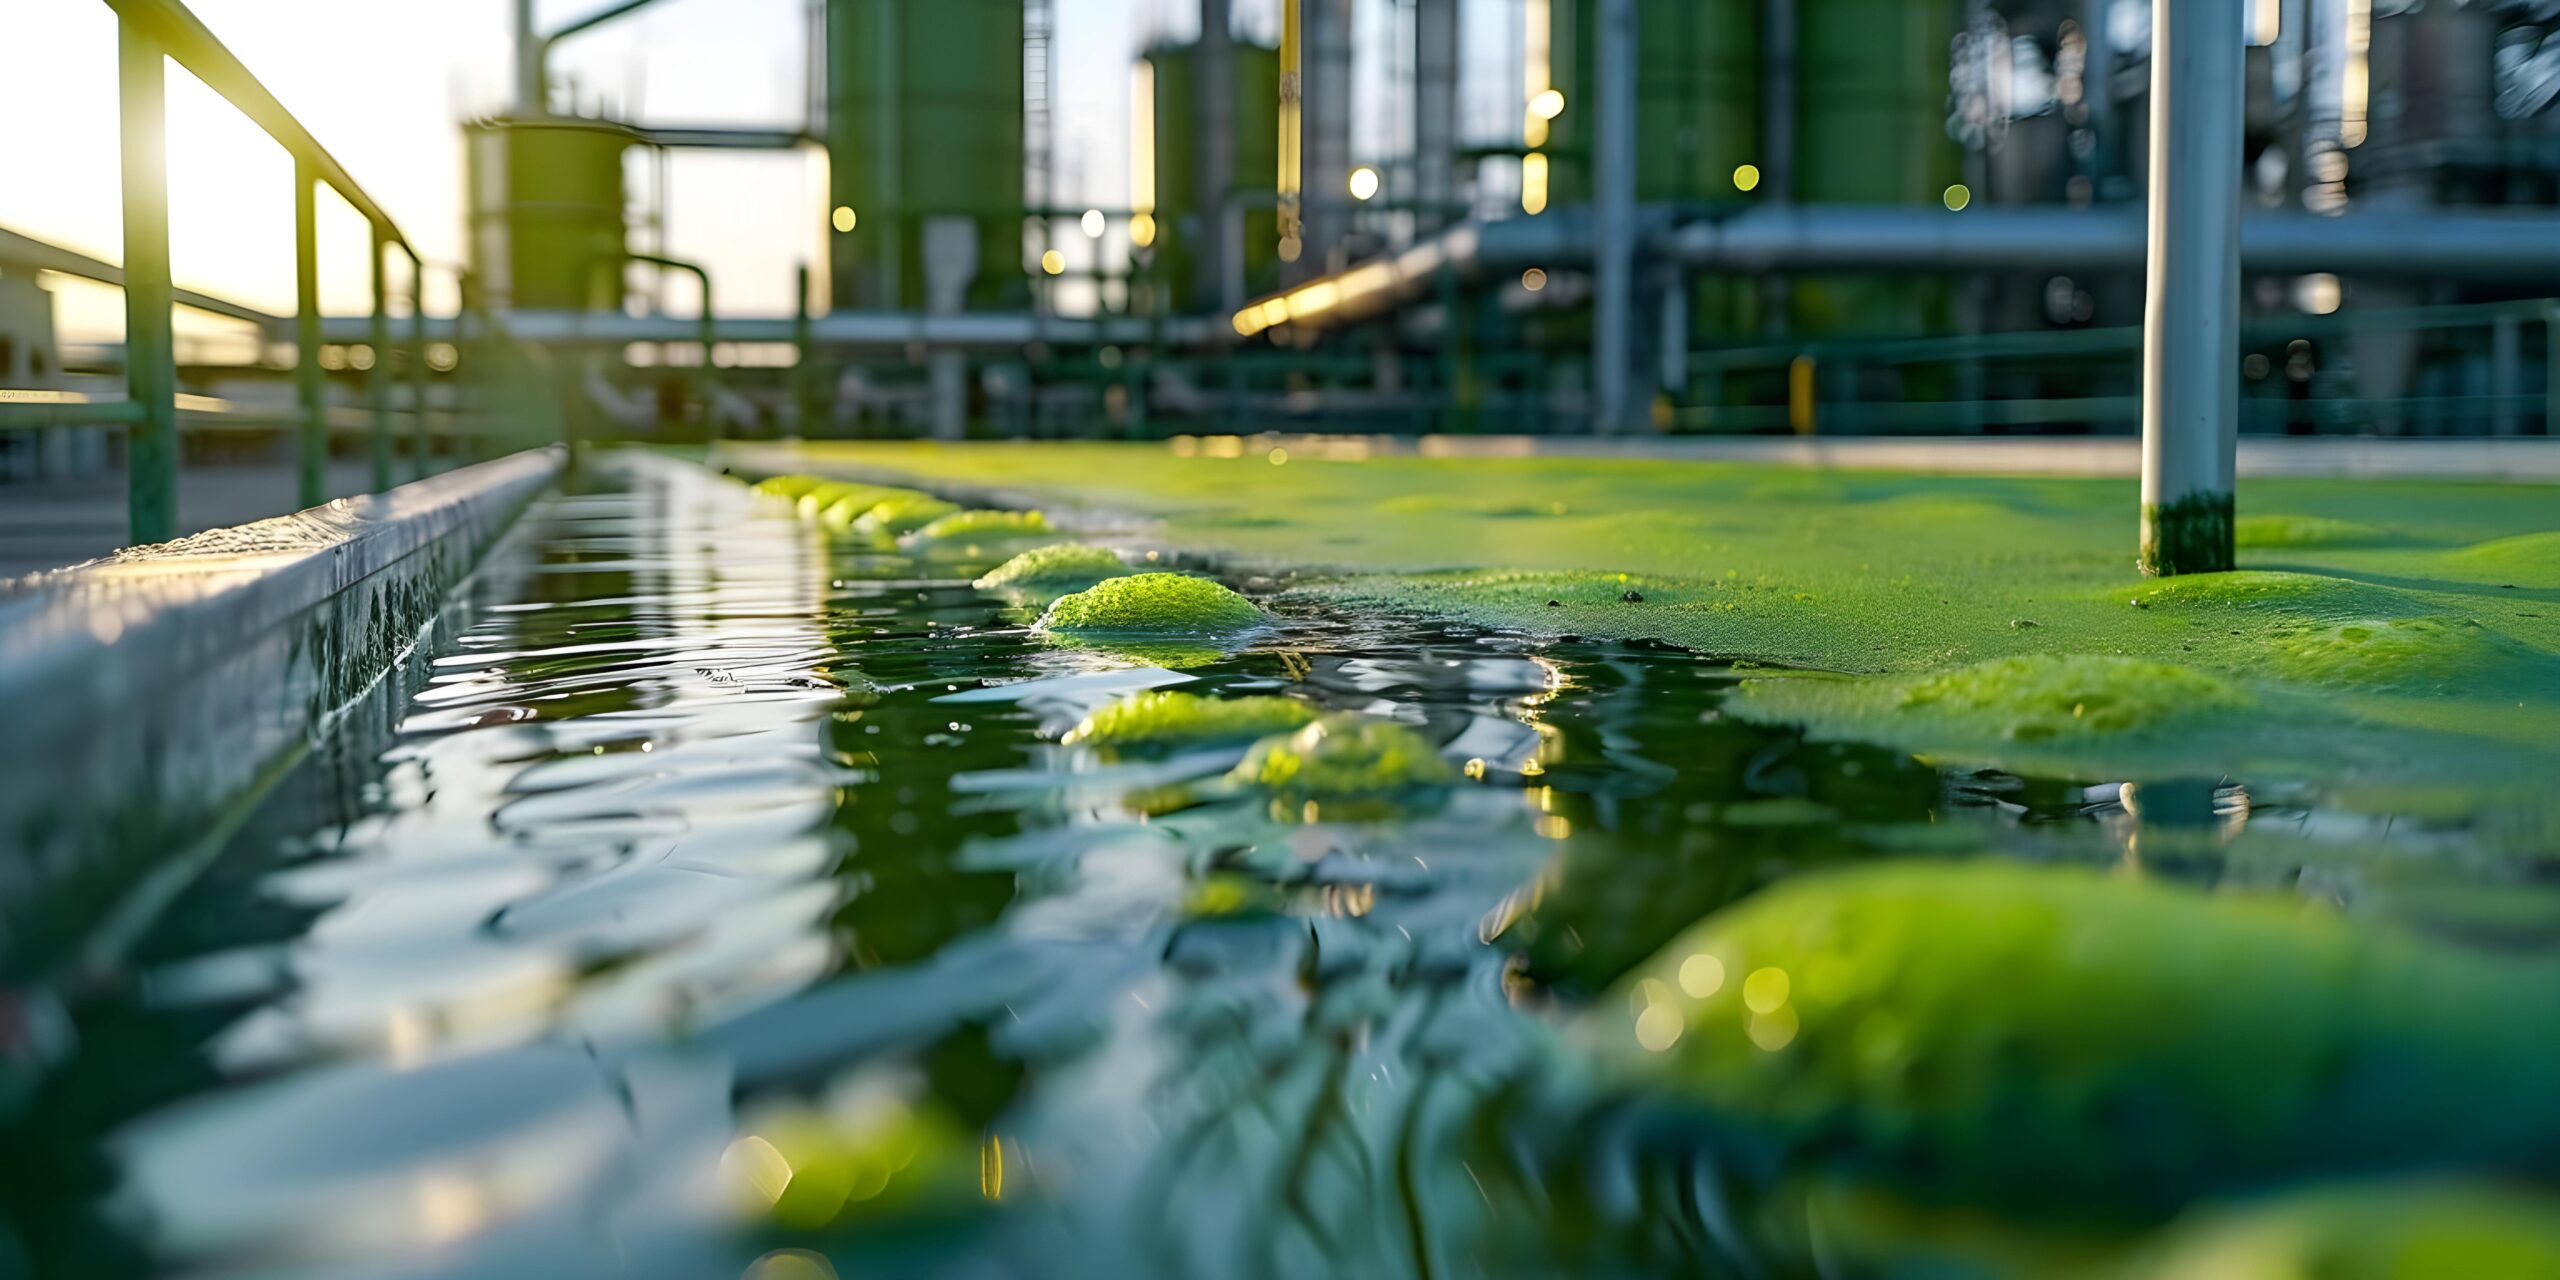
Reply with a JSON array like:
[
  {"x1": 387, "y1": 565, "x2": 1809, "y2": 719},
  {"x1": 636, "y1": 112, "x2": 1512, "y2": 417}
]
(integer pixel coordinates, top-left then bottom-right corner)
[{"x1": 10, "y1": 457, "x2": 2553, "y2": 1278}]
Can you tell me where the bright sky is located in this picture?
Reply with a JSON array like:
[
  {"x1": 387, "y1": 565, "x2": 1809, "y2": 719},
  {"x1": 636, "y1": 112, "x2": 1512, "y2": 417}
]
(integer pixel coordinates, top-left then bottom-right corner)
[{"x1": 1, "y1": 0, "x2": 1517, "y2": 345}]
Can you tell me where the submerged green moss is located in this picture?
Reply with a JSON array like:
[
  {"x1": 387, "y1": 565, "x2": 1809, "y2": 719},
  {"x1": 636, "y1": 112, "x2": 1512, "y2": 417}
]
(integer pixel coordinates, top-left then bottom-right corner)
[
  {"x1": 1064, "y1": 689, "x2": 1317, "y2": 748},
  {"x1": 1583, "y1": 860, "x2": 2560, "y2": 1215},
  {"x1": 974, "y1": 543, "x2": 1135, "y2": 595},
  {"x1": 1738, "y1": 654, "x2": 2249, "y2": 752},
  {"x1": 1227, "y1": 713, "x2": 1454, "y2": 801},
  {"x1": 2104, "y1": 1183, "x2": 2560, "y2": 1280},
  {"x1": 1038, "y1": 572, "x2": 1267, "y2": 636},
  {"x1": 907, "y1": 509, "x2": 1052, "y2": 545}
]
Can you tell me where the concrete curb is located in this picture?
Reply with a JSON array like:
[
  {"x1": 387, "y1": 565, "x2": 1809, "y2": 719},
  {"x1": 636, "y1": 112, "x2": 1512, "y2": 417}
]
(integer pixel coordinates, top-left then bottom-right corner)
[{"x1": 0, "y1": 447, "x2": 563, "y2": 981}]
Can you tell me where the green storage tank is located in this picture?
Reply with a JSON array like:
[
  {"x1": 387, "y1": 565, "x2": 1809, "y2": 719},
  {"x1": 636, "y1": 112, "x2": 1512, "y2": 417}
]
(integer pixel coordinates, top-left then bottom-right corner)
[
  {"x1": 827, "y1": 0, "x2": 1026, "y2": 311},
  {"x1": 465, "y1": 117, "x2": 637, "y2": 311},
  {"x1": 1545, "y1": 0, "x2": 1757, "y2": 206},
  {"x1": 1790, "y1": 0, "x2": 1963, "y2": 336},
  {"x1": 1139, "y1": 40, "x2": 1281, "y2": 313}
]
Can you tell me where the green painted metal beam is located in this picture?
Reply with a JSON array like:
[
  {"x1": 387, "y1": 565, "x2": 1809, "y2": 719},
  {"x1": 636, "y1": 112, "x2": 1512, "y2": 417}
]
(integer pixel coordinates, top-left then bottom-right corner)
[
  {"x1": 369, "y1": 225, "x2": 394, "y2": 491},
  {"x1": 118, "y1": 20, "x2": 180, "y2": 545},
  {"x1": 294, "y1": 156, "x2": 327, "y2": 508}
]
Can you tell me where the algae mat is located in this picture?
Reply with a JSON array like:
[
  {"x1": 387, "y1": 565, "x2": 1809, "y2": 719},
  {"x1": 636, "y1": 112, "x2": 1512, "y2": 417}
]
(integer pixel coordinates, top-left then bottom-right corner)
[{"x1": 731, "y1": 441, "x2": 2560, "y2": 802}]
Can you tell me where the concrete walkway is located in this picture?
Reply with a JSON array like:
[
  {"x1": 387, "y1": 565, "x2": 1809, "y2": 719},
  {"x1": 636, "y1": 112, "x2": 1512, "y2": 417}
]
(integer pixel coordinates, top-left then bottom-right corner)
[{"x1": 0, "y1": 457, "x2": 426, "y2": 580}]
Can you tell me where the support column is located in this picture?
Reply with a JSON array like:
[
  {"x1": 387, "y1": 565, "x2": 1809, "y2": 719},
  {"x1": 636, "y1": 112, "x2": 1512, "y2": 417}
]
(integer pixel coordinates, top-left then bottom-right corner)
[
  {"x1": 1300, "y1": 0, "x2": 1354, "y2": 275},
  {"x1": 294, "y1": 157, "x2": 327, "y2": 510},
  {"x1": 118, "y1": 21, "x2": 179, "y2": 544},
  {"x1": 1195, "y1": 0, "x2": 1235, "y2": 313},
  {"x1": 1414, "y1": 0, "x2": 1459, "y2": 230},
  {"x1": 2139, "y1": 0, "x2": 2242, "y2": 576},
  {"x1": 1591, "y1": 0, "x2": 1637, "y2": 434},
  {"x1": 368, "y1": 227, "x2": 394, "y2": 491},
  {"x1": 408, "y1": 254, "x2": 430, "y2": 480}
]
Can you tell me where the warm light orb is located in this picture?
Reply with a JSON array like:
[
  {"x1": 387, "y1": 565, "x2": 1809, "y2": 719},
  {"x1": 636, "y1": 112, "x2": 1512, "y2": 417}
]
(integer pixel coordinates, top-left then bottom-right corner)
[
  {"x1": 1347, "y1": 166, "x2": 1382, "y2": 202},
  {"x1": 1039, "y1": 249, "x2": 1066, "y2": 276},
  {"x1": 1520, "y1": 267, "x2": 1547, "y2": 292},
  {"x1": 1733, "y1": 163, "x2": 1761, "y2": 193},
  {"x1": 1943, "y1": 183, "x2": 1972, "y2": 211},
  {"x1": 830, "y1": 205, "x2": 857, "y2": 233},
  {"x1": 1129, "y1": 213, "x2": 1158, "y2": 248},
  {"x1": 1527, "y1": 88, "x2": 1566, "y2": 121},
  {"x1": 1080, "y1": 208, "x2": 1106, "y2": 238}
]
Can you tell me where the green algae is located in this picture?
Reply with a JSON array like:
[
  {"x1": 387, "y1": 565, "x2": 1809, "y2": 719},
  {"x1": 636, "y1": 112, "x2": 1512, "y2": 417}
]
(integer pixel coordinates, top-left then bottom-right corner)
[
  {"x1": 751, "y1": 473, "x2": 832, "y2": 501},
  {"x1": 854, "y1": 495, "x2": 962, "y2": 538},
  {"x1": 2452, "y1": 531, "x2": 2560, "y2": 587},
  {"x1": 731, "y1": 442, "x2": 2560, "y2": 795},
  {"x1": 972, "y1": 544, "x2": 1135, "y2": 596},
  {"x1": 2102, "y1": 1183, "x2": 2560, "y2": 1280},
  {"x1": 1063, "y1": 689, "x2": 1316, "y2": 749},
  {"x1": 1580, "y1": 860, "x2": 2560, "y2": 1216},
  {"x1": 1226, "y1": 713, "x2": 1455, "y2": 808},
  {"x1": 2235, "y1": 513, "x2": 2401, "y2": 549},
  {"x1": 2262, "y1": 616, "x2": 2545, "y2": 690},
  {"x1": 1037, "y1": 572, "x2": 1267, "y2": 636},
  {"x1": 906, "y1": 508, "x2": 1052, "y2": 545},
  {"x1": 1737, "y1": 654, "x2": 2250, "y2": 749},
  {"x1": 2140, "y1": 491, "x2": 2236, "y2": 577}
]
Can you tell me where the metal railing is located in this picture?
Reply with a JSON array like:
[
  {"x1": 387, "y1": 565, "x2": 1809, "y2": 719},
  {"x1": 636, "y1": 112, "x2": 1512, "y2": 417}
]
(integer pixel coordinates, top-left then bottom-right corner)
[
  {"x1": 0, "y1": 0, "x2": 543, "y2": 546},
  {"x1": 1677, "y1": 297, "x2": 2560, "y2": 438}
]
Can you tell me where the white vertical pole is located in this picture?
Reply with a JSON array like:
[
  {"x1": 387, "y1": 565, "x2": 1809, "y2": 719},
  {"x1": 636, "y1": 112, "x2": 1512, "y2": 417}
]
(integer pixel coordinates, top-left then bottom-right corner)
[
  {"x1": 2140, "y1": 0, "x2": 2243, "y2": 575},
  {"x1": 1592, "y1": 0, "x2": 1636, "y2": 435}
]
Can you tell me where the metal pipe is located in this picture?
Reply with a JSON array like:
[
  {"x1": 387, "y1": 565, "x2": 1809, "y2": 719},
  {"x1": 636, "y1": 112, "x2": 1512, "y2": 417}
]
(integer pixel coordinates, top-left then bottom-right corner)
[
  {"x1": 623, "y1": 250, "x2": 717, "y2": 436},
  {"x1": 1591, "y1": 0, "x2": 1637, "y2": 433},
  {"x1": 514, "y1": 0, "x2": 543, "y2": 112},
  {"x1": 1237, "y1": 204, "x2": 2560, "y2": 335},
  {"x1": 2139, "y1": 0, "x2": 2242, "y2": 576},
  {"x1": 293, "y1": 157, "x2": 327, "y2": 509},
  {"x1": 0, "y1": 228, "x2": 280, "y2": 332},
  {"x1": 368, "y1": 227, "x2": 393, "y2": 491},
  {"x1": 118, "y1": 19, "x2": 179, "y2": 544}
]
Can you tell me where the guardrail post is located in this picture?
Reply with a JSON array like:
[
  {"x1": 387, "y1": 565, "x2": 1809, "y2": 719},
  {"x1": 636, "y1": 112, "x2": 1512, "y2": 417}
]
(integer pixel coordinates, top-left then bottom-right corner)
[
  {"x1": 2547, "y1": 302, "x2": 2560, "y2": 437},
  {"x1": 368, "y1": 224, "x2": 393, "y2": 489},
  {"x1": 2138, "y1": 0, "x2": 2241, "y2": 576},
  {"x1": 293, "y1": 156, "x2": 326, "y2": 508},
  {"x1": 118, "y1": 19, "x2": 180, "y2": 545},
  {"x1": 408, "y1": 254, "x2": 430, "y2": 480}
]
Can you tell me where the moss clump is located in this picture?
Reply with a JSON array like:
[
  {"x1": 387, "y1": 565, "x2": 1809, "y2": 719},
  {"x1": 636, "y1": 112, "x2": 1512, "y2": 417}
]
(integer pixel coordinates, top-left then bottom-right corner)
[
  {"x1": 1582, "y1": 860, "x2": 2560, "y2": 1216},
  {"x1": 752, "y1": 473, "x2": 832, "y2": 501},
  {"x1": 974, "y1": 543, "x2": 1134, "y2": 595},
  {"x1": 2106, "y1": 1184, "x2": 2560, "y2": 1280},
  {"x1": 2452, "y1": 531, "x2": 2560, "y2": 588},
  {"x1": 1038, "y1": 572, "x2": 1267, "y2": 636},
  {"x1": 2235, "y1": 514, "x2": 2399, "y2": 549},
  {"x1": 1064, "y1": 689, "x2": 1317, "y2": 749},
  {"x1": 814, "y1": 486, "x2": 903, "y2": 530},
  {"x1": 1226, "y1": 713, "x2": 1454, "y2": 801},
  {"x1": 2264, "y1": 616, "x2": 2522, "y2": 688},
  {"x1": 907, "y1": 508, "x2": 1052, "y2": 545},
  {"x1": 1740, "y1": 654, "x2": 2248, "y2": 753},
  {"x1": 854, "y1": 494, "x2": 962, "y2": 538},
  {"x1": 1896, "y1": 655, "x2": 2246, "y2": 739}
]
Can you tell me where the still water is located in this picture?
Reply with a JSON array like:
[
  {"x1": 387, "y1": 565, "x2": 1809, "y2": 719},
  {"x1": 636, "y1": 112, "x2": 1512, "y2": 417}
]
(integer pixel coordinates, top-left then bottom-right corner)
[{"x1": 8, "y1": 457, "x2": 2533, "y2": 1278}]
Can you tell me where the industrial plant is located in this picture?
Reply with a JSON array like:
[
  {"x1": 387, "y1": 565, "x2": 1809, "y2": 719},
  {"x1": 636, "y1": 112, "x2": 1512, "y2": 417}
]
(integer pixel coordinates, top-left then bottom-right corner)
[{"x1": 4, "y1": 3, "x2": 2560, "y2": 1278}]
